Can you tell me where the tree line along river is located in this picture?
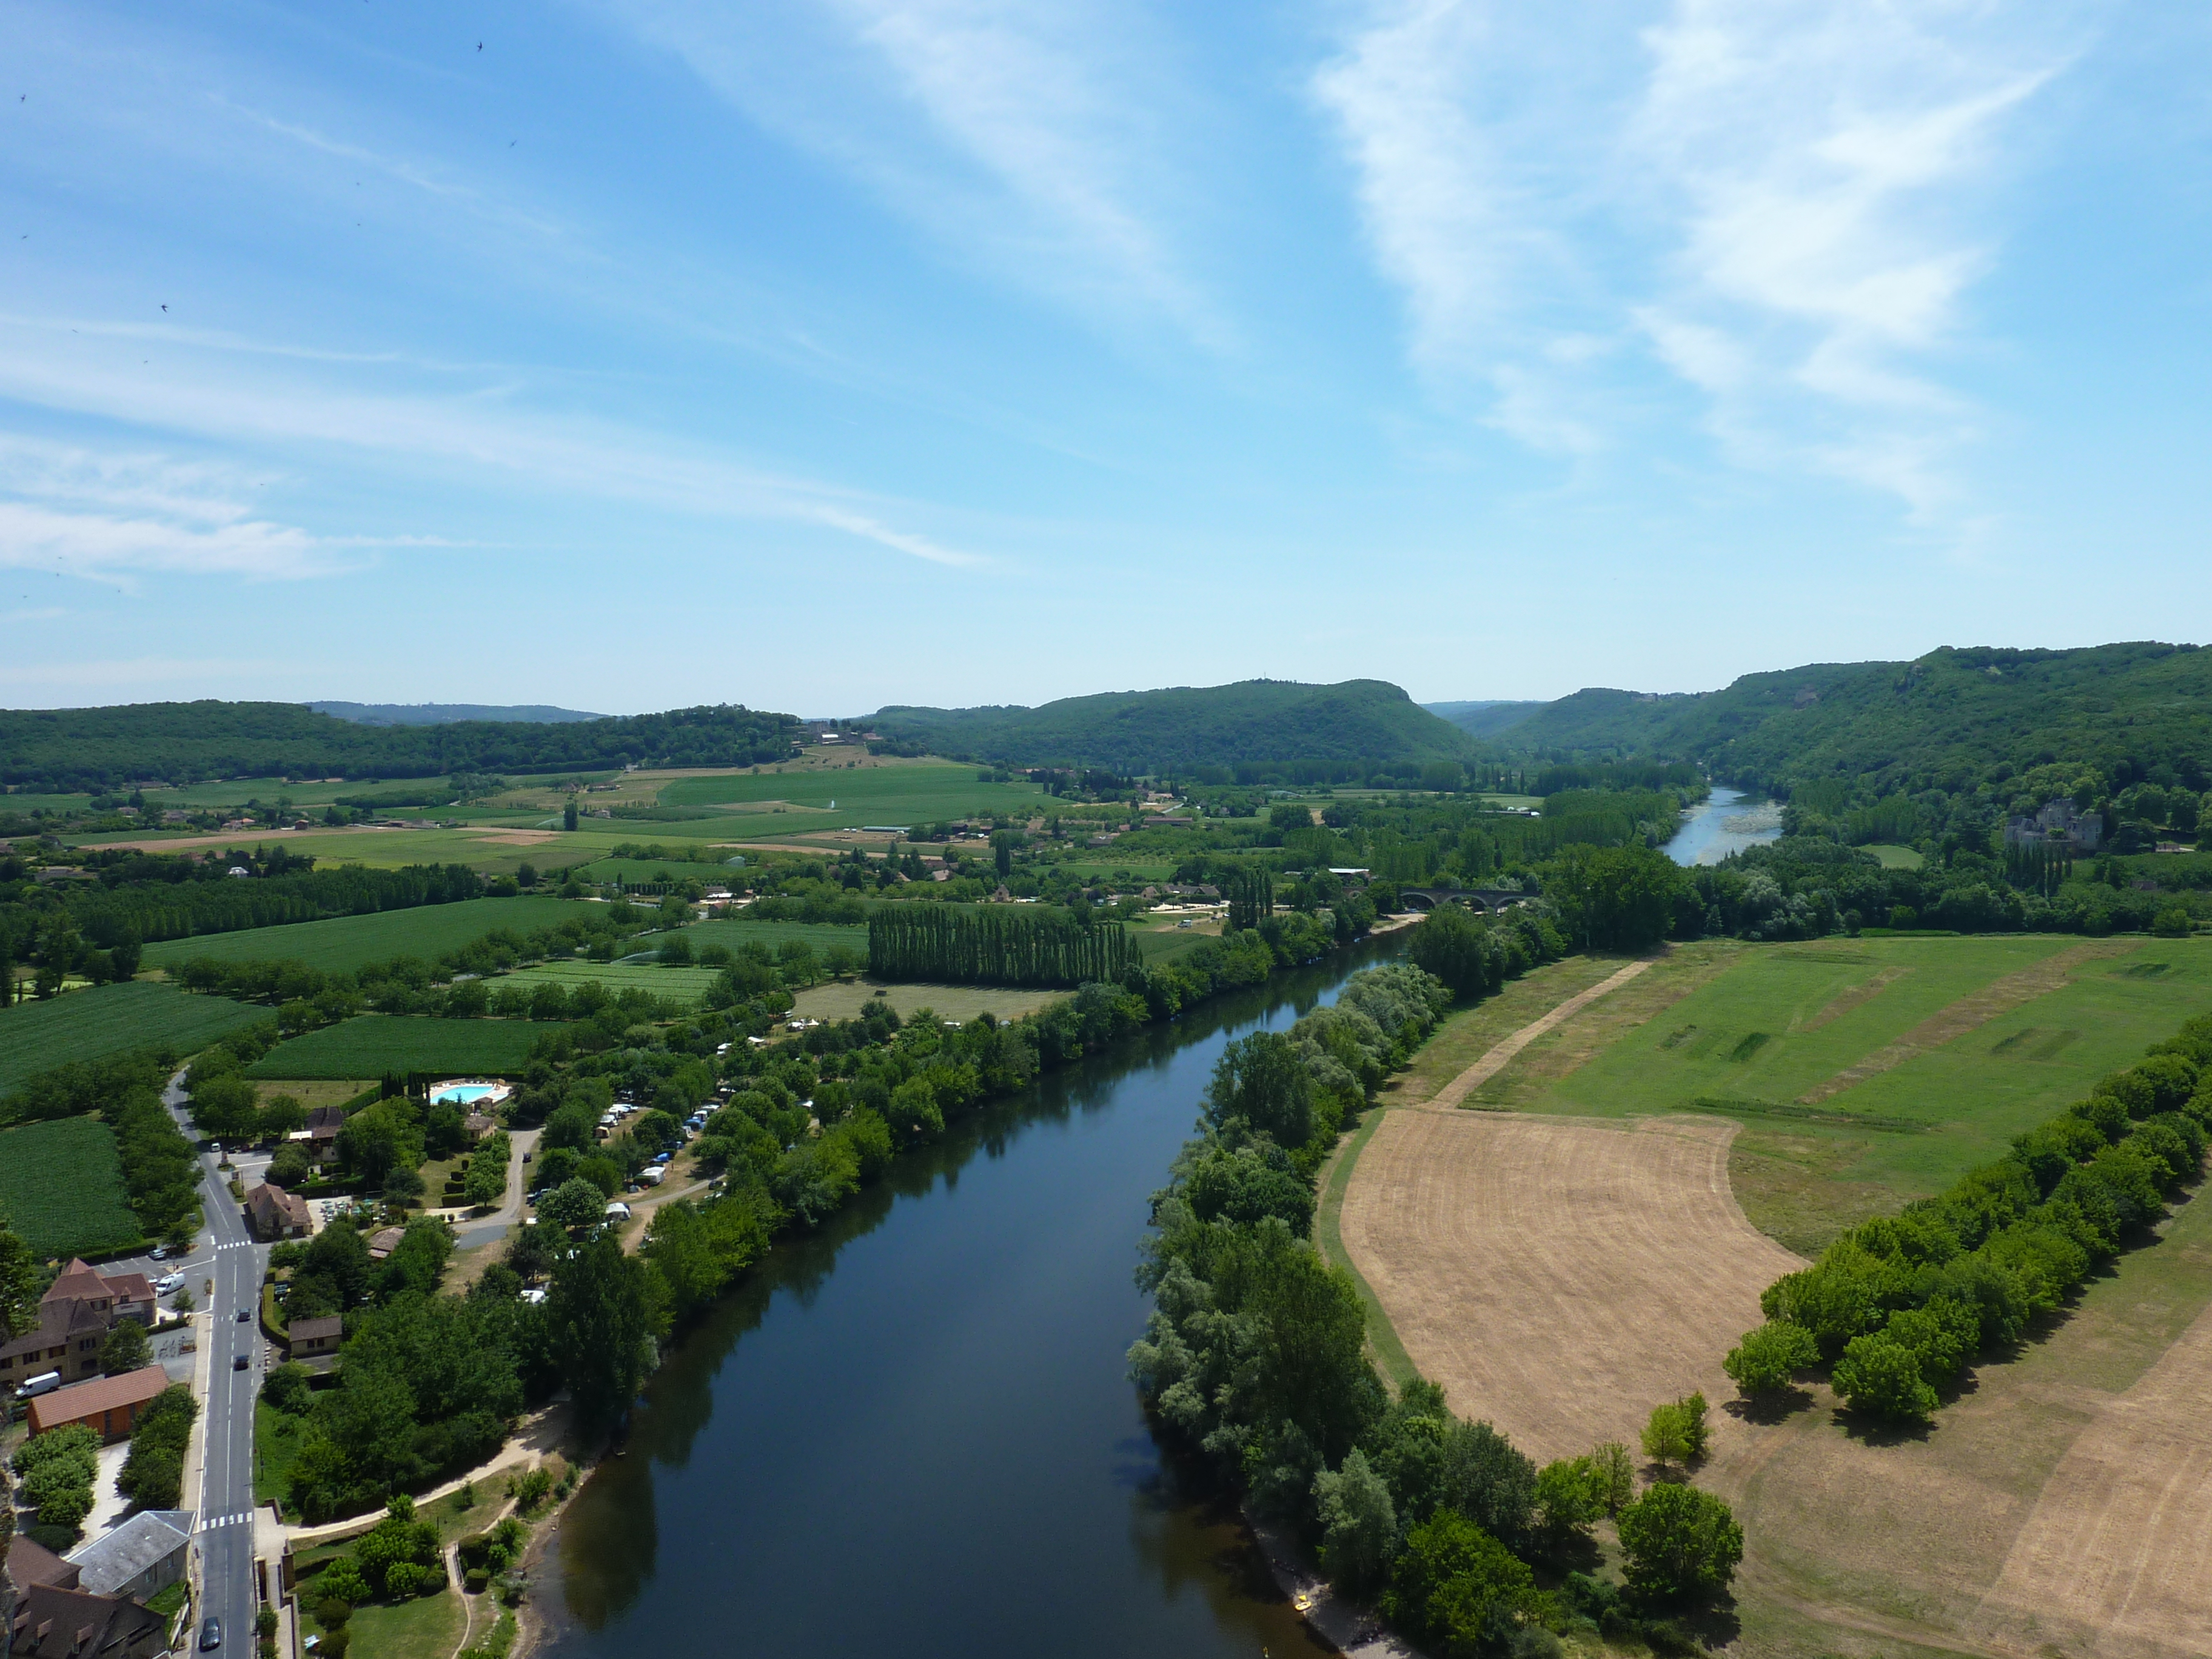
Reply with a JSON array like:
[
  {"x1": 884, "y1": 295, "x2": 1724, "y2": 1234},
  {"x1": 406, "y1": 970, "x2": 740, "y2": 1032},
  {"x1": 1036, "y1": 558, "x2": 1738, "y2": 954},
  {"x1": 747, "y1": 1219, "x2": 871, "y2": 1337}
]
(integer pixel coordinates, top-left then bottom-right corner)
[{"x1": 541, "y1": 934, "x2": 1409, "y2": 1659}]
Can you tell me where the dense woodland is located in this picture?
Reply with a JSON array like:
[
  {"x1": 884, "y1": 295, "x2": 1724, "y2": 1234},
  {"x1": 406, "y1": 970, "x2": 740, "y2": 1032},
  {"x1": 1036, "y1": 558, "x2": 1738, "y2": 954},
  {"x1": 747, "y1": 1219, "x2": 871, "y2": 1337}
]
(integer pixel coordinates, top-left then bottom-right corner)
[
  {"x1": 1496, "y1": 643, "x2": 2210, "y2": 828},
  {"x1": 871, "y1": 678, "x2": 1478, "y2": 772},
  {"x1": 0, "y1": 700, "x2": 799, "y2": 792}
]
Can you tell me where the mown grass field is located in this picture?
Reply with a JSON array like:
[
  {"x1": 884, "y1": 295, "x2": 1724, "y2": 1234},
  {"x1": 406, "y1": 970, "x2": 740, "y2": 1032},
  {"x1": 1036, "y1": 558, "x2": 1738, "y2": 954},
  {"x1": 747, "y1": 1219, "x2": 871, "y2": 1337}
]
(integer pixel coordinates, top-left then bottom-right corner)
[
  {"x1": 0, "y1": 1116, "x2": 142, "y2": 1256},
  {"x1": 503, "y1": 960, "x2": 724, "y2": 1006},
  {"x1": 243, "y1": 1016, "x2": 569, "y2": 1079},
  {"x1": 0, "y1": 980, "x2": 267, "y2": 1098},
  {"x1": 1860, "y1": 843, "x2": 1925, "y2": 868},
  {"x1": 1481, "y1": 934, "x2": 2211, "y2": 1254},
  {"x1": 786, "y1": 979, "x2": 1063, "y2": 1024},
  {"x1": 143, "y1": 895, "x2": 580, "y2": 972}
]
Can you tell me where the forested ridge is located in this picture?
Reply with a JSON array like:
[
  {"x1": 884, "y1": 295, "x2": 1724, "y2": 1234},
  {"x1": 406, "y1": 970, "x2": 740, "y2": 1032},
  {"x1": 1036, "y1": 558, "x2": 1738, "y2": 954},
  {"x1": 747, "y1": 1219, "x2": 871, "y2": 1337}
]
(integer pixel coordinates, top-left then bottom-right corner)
[
  {"x1": 1495, "y1": 642, "x2": 2210, "y2": 809},
  {"x1": 870, "y1": 679, "x2": 1479, "y2": 772},
  {"x1": 0, "y1": 700, "x2": 799, "y2": 791}
]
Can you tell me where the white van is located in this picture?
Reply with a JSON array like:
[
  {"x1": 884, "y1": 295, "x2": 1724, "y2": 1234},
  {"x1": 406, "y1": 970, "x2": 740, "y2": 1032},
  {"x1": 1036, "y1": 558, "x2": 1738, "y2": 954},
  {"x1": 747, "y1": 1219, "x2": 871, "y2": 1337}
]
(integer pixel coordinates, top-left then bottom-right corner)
[{"x1": 15, "y1": 1371, "x2": 62, "y2": 1399}]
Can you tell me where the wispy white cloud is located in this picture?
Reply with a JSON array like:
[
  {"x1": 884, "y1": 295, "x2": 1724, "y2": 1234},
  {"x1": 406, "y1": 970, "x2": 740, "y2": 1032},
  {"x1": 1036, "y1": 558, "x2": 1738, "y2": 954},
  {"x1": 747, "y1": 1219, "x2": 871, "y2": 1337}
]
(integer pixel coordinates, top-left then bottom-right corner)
[
  {"x1": 1316, "y1": 0, "x2": 2083, "y2": 520},
  {"x1": 609, "y1": 0, "x2": 1221, "y2": 343},
  {"x1": 0, "y1": 437, "x2": 340, "y2": 583},
  {"x1": 0, "y1": 318, "x2": 987, "y2": 570},
  {"x1": 1631, "y1": 0, "x2": 2076, "y2": 517}
]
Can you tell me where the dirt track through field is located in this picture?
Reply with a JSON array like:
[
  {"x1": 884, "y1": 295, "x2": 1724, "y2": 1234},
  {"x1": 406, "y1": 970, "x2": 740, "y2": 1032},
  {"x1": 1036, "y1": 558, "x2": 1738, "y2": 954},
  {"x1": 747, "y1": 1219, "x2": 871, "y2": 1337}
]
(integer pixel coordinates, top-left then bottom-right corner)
[
  {"x1": 1796, "y1": 939, "x2": 2137, "y2": 1103},
  {"x1": 1796, "y1": 964, "x2": 1911, "y2": 1032},
  {"x1": 1977, "y1": 1295, "x2": 2212, "y2": 1657},
  {"x1": 1339, "y1": 1111, "x2": 1803, "y2": 1461},
  {"x1": 1423, "y1": 957, "x2": 1656, "y2": 1110}
]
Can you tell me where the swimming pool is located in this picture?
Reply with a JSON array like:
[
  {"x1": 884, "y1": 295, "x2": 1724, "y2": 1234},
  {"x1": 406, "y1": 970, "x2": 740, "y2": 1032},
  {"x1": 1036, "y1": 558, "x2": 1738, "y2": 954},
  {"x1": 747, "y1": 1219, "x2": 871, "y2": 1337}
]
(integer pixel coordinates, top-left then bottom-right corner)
[{"x1": 431, "y1": 1083, "x2": 502, "y2": 1105}]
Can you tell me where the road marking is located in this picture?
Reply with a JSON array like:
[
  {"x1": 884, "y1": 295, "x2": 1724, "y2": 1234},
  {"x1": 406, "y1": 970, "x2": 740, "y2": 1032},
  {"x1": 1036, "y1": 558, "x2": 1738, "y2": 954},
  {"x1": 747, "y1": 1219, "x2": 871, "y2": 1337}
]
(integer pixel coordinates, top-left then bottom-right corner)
[{"x1": 198, "y1": 1512, "x2": 253, "y2": 1531}]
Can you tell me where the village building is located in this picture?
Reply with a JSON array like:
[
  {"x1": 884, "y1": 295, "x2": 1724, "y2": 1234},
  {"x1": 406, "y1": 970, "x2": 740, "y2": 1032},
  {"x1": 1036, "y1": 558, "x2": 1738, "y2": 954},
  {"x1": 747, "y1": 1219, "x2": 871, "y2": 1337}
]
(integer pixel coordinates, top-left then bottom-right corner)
[
  {"x1": 287, "y1": 1314, "x2": 344, "y2": 1359},
  {"x1": 0, "y1": 1261, "x2": 158, "y2": 1392},
  {"x1": 65, "y1": 1510, "x2": 193, "y2": 1603},
  {"x1": 8, "y1": 1581, "x2": 168, "y2": 1659},
  {"x1": 25, "y1": 1366, "x2": 172, "y2": 1442},
  {"x1": 245, "y1": 1181, "x2": 313, "y2": 1241}
]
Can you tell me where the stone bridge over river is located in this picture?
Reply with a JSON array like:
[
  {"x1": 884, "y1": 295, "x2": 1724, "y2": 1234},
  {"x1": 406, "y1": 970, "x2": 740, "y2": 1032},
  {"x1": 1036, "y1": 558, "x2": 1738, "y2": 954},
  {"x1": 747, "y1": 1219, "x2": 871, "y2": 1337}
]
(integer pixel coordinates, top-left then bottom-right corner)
[{"x1": 1395, "y1": 886, "x2": 1537, "y2": 914}]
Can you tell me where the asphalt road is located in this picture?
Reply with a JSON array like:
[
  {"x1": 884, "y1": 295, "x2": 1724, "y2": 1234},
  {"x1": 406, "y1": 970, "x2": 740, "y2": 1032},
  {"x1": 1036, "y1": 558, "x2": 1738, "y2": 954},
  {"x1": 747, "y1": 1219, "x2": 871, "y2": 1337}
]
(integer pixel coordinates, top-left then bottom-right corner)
[{"x1": 161, "y1": 1070, "x2": 269, "y2": 1654}]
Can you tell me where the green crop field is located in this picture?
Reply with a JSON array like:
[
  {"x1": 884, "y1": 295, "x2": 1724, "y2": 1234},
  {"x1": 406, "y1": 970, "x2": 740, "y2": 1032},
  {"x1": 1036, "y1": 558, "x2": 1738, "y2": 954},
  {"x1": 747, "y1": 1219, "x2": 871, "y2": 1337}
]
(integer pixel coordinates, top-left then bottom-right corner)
[
  {"x1": 657, "y1": 759, "x2": 1044, "y2": 824},
  {"x1": 502, "y1": 960, "x2": 724, "y2": 1006},
  {"x1": 683, "y1": 917, "x2": 870, "y2": 956},
  {"x1": 0, "y1": 982, "x2": 268, "y2": 1098},
  {"x1": 1483, "y1": 933, "x2": 2212, "y2": 1253},
  {"x1": 243, "y1": 1016, "x2": 570, "y2": 1079},
  {"x1": 0, "y1": 1116, "x2": 142, "y2": 1256},
  {"x1": 142, "y1": 895, "x2": 581, "y2": 972}
]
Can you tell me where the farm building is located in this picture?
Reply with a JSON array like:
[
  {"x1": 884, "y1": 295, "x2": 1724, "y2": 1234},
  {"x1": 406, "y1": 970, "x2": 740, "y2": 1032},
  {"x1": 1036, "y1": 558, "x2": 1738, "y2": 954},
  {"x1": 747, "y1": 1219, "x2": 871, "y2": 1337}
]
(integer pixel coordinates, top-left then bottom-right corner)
[
  {"x1": 66, "y1": 1509, "x2": 193, "y2": 1601},
  {"x1": 25, "y1": 1365, "x2": 171, "y2": 1442}
]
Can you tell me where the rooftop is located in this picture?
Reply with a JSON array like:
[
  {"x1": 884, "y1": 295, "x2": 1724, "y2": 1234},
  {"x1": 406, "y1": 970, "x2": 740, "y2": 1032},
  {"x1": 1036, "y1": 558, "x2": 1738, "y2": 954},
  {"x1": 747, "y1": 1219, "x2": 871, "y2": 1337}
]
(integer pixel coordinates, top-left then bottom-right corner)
[
  {"x1": 65, "y1": 1510, "x2": 193, "y2": 1597},
  {"x1": 25, "y1": 1365, "x2": 171, "y2": 1434}
]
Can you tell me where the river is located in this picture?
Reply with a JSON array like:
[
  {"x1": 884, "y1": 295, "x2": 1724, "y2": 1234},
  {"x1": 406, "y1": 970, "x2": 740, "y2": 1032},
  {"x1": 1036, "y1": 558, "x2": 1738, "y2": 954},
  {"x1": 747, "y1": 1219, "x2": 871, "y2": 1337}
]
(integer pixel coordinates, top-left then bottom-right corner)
[
  {"x1": 540, "y1": 937, "x2": 1406, "y2": 1659},
  {"x1": 1662, "y1": 784, "x2": 1781, "y2": 866}
]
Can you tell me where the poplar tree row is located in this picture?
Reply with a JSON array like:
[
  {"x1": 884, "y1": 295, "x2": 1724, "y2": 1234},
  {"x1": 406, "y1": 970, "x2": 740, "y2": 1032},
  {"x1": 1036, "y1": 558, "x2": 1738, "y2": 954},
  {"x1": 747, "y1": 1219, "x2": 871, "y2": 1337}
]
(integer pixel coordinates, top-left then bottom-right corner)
[
  {"x1": 1224, "y1": 869, "x2": 1275, "y2": 933},
  {"x1": 868, "y1": 905, "x2": 1133, "y2": 988}
]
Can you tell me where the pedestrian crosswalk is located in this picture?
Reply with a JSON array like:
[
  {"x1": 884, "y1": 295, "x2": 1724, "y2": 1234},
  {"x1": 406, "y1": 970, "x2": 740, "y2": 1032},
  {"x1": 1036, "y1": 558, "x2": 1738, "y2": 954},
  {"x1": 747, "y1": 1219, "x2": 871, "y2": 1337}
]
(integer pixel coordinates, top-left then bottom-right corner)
[
  {"x1": 199, "y1": 1512, "x2": 254, "y2": 1532},
  {"x1": 215, "y1": 1239, "x2": 254, "y2": 1252}
]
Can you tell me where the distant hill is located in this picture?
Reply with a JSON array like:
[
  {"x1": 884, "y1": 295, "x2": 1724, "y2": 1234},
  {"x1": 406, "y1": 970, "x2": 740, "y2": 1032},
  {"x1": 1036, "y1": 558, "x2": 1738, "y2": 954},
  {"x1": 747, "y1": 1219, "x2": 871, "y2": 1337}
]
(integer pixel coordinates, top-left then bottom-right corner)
[
  {"x1": 0, "y1": 701, "x2": 798, "y2": 793},
  {"x1": 1499, "y1": 642, "x2": 2211, "y2": 803},
  {"x1": 309, "y1": 701, "x2": 606, "y2": 726},
  {"x1": 1423, "y1": 700, "x2": 1547, "y2": 739},
  {"x1": 871, "y1": 679, "x2": 1478, "y2": 773}
]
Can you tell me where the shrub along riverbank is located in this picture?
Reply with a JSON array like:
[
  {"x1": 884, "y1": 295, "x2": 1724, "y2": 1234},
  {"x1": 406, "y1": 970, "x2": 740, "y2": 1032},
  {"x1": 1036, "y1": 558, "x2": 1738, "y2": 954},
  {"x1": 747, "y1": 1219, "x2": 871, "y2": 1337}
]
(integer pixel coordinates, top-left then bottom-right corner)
[
  {"x1": 1128, "y1": 911, "x2": 1752, "y2": 1655},
  {"x1": 1733, "y1": 1013, "x2": 2212, "y2": 1424}
]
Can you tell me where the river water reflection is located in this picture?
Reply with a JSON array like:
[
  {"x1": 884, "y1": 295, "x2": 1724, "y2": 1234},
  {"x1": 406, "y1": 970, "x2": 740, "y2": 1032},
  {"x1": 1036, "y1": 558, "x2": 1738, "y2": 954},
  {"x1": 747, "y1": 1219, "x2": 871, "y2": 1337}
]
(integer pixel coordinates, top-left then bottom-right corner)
[
  {"x1": 1662, "y1": 784, "x2": 1782, "y2": 866},
  {"x1": 543, "y1": 938, "x2": 1405, "y2": 1659}
]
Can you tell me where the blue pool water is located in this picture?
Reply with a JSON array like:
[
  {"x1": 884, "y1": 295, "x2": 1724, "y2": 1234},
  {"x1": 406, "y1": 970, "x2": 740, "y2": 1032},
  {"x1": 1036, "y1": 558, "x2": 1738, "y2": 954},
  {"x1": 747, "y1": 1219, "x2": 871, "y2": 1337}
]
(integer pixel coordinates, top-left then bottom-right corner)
[{"x1": 432, "y1": 1084, "x2": 499, "y2": 1104}]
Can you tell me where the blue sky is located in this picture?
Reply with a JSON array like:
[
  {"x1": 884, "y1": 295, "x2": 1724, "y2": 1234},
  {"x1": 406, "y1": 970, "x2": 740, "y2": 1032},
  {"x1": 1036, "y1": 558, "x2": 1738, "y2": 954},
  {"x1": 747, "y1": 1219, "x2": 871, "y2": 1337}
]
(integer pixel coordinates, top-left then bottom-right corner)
[{"x1": 2, "y1": 0, "x2": 2209, "y2": 717}]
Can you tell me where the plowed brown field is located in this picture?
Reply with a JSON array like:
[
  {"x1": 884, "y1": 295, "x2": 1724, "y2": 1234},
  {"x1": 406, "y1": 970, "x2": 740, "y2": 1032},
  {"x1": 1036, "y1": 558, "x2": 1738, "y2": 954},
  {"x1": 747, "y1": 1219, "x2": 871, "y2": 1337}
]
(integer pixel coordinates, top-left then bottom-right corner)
[{"x1": 1339, "y1": 1110, "x2": 1803, "y2": 1462}]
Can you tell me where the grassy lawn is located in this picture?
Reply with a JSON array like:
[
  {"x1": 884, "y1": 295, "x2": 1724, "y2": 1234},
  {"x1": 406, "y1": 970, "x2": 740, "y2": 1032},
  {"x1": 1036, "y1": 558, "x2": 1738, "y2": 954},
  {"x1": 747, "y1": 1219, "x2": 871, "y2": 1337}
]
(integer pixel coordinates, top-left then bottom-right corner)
[
  {"x1": 311, "y1": 1592, "x2": 464, "y2": 1659},
  {"x1": 1862, "y1": 842, "x2": 1926, "y2": 868},
  {"x1": 0, "y1": 1116, "x2": 141, "y2": 1256},
  {"x1": 788, "y1": 979, "x2": 1064, "y2": 1024},
  {"x1": 244, "y1": 1016, "x2": 569, "y2": 1080},
  {"x1": 0, "y1": 981, "x2": 267, "y2": 1098},
  {"x1": 255, "y1": 1400, "x2": 309, "y2": 1515},
  {"x1": 143, "y1": 896, "x2": 579, "y2": 973},
  {"x1": 502, "y1": 959, "x2": 723, "y2": 1006},
  {"x1": 255, "y1": 1078, "x2": 375, "y2": 1110}
]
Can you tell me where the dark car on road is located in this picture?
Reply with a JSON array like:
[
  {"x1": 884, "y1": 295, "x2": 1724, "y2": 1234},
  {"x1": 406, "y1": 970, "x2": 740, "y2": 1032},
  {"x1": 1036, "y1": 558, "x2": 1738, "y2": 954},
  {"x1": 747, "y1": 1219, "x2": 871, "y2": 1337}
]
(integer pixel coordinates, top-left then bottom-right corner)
[
  {"x1": 236, "y1": 1308, "x2": 250, "y2": 1322},
  {"x1": 233, "y1": 1353, "x2": 249, "y2": 1371},
  {"x1": 199, "y1": 1615, "x2": 222, "y2": 1649}
]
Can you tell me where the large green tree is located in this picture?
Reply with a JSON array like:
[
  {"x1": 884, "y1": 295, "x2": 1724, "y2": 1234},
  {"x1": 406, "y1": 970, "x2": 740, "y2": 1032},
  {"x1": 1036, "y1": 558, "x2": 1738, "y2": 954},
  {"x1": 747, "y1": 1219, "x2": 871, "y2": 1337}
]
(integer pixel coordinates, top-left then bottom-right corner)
[
  {"x1": 548, "y1": 1233, "x2": 666, "y2": 1438},
  {"x1": 1541, "y1": 843, "x2": 1687, "y2": 952}
]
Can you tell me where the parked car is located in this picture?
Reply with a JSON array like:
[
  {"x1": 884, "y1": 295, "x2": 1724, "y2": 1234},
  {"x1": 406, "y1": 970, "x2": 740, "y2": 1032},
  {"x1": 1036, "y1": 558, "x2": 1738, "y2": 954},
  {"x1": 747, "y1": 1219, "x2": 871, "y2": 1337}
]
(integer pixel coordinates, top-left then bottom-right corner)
[
  {"x1": 150, "y1": 1245, "x2": 169, "y2": 1261},
  {"x1": 14, "y1": 1370, "x2": 62, "y2": 1399},
  {"x1": 199, "y1": 1617, "x2": 222, "y2": 1651},
  {"x1": 156, "y1": 1273, "x2": 184, "y2": 1294}
]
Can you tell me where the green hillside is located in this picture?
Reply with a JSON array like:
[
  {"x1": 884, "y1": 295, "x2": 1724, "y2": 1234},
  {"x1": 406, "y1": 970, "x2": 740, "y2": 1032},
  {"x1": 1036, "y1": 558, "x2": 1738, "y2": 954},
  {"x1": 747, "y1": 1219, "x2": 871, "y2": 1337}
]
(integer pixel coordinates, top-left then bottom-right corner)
[
  {"x1": 1424, "y1": 700, "x2": 1547, "y2": 739},
  {"x1": 1501, "y1": 643, "x2": 2211, "y2": 806},
  {"x1": 870, "y1": 679, "x2": 1477, "y2": 773},
  {"x1": 0, "y1": 700, "x2": 799, "y2": 793}
]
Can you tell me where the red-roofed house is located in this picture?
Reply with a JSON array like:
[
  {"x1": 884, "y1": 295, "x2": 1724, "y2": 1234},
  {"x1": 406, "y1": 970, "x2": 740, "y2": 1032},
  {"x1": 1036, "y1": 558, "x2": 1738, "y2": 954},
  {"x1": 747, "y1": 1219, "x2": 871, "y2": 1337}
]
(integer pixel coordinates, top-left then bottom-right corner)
[{"x1": 25, "y1": 1365, "x2": 171, "y2": 1442}]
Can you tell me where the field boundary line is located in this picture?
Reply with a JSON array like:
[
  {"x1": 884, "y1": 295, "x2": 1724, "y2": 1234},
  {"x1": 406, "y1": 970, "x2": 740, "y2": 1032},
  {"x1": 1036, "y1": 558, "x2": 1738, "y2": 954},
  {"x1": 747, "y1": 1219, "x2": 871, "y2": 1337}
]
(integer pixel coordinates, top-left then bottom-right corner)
[
  {"x1": 1797, "y1": 939, "x2": 2140, "y2": 1104},
  {"x1": 1313, "y1": 1104, "x2": 1420, "y2": 1391},
  {"x1": 1421, "y1": 955, "x2": 1659, "y2": 1111}
]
